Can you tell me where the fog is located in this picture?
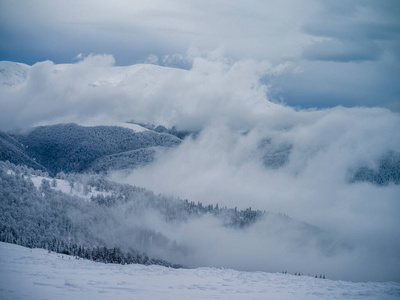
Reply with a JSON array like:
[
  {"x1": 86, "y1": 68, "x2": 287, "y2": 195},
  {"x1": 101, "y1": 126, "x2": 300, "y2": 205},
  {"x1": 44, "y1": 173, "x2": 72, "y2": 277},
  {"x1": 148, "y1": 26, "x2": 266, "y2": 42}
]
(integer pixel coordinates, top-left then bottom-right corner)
[
  {"x1": 116, "y1": 106, "x2": 400, "y2": 282},
  {"x1": 1, "y1": 54, "x2": 399, "y2": 282}
]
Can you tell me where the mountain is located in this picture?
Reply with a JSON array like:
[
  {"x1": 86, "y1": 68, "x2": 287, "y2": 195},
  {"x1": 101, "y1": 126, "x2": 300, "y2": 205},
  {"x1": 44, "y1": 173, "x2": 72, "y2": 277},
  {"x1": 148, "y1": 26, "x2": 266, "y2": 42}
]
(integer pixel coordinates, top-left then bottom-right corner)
[
  {"x1": 0, "y1": 61, "x2": 29, "y2": 87},
  {"x1": 8, "y1": 123, "x2": 181, "y2": 175},
  {"x1": 258, "y1": 138, "x2": 292, "y2": 169},
  {"x1": 349, "y1": 150, "x2": 400, "y2": 185},
  {"x1": 85, "y1": 146, "x2": 165, "y2": 173},
  {"x1": 2, "y1": 121, "x2": 399, "y2": 183},
  {"x1": 0, "y1": 60, "x2": 186, "y2": 89},
  {"x1": 135, "y1": 122, "x2": 196, "y2": 140},
  {"x1": 0, "y1": 131, "x2": 46, "y2": 171}
]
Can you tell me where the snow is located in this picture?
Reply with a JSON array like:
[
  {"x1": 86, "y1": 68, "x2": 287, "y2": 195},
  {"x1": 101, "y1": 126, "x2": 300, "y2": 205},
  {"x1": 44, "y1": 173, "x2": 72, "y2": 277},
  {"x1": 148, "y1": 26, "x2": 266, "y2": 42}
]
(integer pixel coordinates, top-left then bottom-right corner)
[
  {"x1": 1, "y1": 61, "x2": 160, "y2": 133},
  {"x1": 29, "y1": 175, "x2": 111, "y2": 200},
  {"x1": 1, "y1": 242, "x2": 399, "y2": 300},
  {"x1": 6, "y1": 169, "x2": 15, "y2": 176},
  {"x1": 112, "y1": 122, "x2": 148, "y2": 132},
  {"x1": 53, "y1": 61, "x2": 186, "y2": 90},
  {"x1": 79, "y1": 120, "x2": 149, "y2": 132},
  {"x1": 0, "y1": 61, "x2": 29, "y2": 87}
]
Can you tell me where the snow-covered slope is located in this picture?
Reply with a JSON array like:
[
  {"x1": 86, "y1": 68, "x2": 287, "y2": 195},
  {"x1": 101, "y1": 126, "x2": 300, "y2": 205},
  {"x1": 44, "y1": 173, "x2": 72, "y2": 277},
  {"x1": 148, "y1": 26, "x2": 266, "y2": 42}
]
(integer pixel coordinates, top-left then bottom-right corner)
[
  {"x1": 0, "y1": 57, "x2": 281, "y2": 131},
  {"x1": 0, "y1": 61, "x2": 29, "y2": 87},
  {"x1": 0, "y1": 242, "x2": 399, "y2": 300},
  {"x1": 0, "y1": 131, "x2": 46, "y2": 171},
  {"x1": 79, "y1": 120, "x2": 149, "y2": 132},
  {"x1": 29, "y1": 174, "x2": 111, "y2": 200},
  {"x1": 10, "y1": 123, "x2": 181, "y2": 175},
  {"x1": 0, "y1": 60, "x2": 185, "y2": 89}
]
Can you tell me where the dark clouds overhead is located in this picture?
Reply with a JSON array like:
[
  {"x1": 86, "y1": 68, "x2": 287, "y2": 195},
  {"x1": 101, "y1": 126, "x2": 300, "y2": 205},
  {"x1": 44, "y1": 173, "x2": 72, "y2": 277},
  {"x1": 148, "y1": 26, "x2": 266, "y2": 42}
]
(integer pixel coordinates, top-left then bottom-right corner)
[
  {"x1": 301, "y1": 1, "x2": 400, "y2": 63},
  {"x1": 301, "y1": 39, "x2": 382, "y2": 63},
  {"x1": 0, "y1": 0, "x2": 399, "y2": 109}
]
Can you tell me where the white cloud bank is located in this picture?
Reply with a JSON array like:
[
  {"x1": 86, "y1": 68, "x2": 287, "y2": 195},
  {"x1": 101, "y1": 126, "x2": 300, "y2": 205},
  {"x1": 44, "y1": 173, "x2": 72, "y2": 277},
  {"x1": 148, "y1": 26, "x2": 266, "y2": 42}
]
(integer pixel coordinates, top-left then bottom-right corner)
[
  {"x1": 0, "y1": 52, "x2": 285, "y2": 131},
  {"x1": 117, "y1": 104, "x2": 400, "y2": 282},
  {"x1": 1, "y1": 53, "x2": 400, "y2": 282}
]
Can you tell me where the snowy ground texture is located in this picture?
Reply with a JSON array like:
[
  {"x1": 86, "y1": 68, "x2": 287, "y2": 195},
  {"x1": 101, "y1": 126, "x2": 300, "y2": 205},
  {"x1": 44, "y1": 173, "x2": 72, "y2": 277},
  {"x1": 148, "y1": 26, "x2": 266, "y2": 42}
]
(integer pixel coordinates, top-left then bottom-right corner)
[{"x1": 1, "y1": 242, "x2": 399, "y2": 300}]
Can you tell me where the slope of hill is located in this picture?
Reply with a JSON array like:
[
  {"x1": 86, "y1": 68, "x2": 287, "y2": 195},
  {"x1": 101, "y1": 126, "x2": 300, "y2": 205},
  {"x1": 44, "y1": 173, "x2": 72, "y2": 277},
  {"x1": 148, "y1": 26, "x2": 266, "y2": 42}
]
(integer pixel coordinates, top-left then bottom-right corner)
[
  {"x1": 1, "y1": 242, "x2": 399, "y2": 300},
  {"x1": 0, "y1": 60, "x2": 185, "y2": 89},
  {"x1": 9, "y1": 123, "x2": 181, "y2": 175},
  {"x1": 0, "y1": 61, "x2": 29, "y2": 87},
  {"x1": 84, "y1": 146, "x2": 164, "y2": 173},
  {"x1": 1, "y1": 161, "x2": 331, "y2": 275},
  {"x1": 349, "y1": 150, "x2": 400, "y2": 185},
  {"x1": 0, "y1": 131, "x2": 46, "y2": 171}
]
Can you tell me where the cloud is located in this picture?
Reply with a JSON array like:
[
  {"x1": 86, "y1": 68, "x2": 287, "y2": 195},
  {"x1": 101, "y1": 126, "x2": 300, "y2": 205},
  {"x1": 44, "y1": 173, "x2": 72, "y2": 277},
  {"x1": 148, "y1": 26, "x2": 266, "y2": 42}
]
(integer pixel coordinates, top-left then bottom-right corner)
[
  {"x1": 114, "y1": 105, "x2": 400, "y2": 282},
  {"x1": 1, "y1": 1, "x2": 399, "y2": 109},
  {"x1": 301, "y1": 1, "x2": 400, "y2": 63},
  {"x1": 0, "y1": 53, "x2": 288, "y2": 131},
  {"x1": 267, "y1": 53, "x2": 400, "y2": 108},
  {"x1": 144, "y1": 54, "x2": 159, "y2": 65},
  {"x1": 0, "y1": 0, "x2": 316, "y2": 64},
  {"x1": 302, "y1": 39, "x2": 382, "y2": 62}
]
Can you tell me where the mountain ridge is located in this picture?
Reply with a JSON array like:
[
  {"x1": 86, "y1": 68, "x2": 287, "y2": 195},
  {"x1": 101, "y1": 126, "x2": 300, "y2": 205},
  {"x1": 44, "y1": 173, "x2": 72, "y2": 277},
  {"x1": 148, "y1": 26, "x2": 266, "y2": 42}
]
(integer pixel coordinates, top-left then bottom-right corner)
[{"x1": 5, "y1": 123, "x2": 181, "y2": 175}]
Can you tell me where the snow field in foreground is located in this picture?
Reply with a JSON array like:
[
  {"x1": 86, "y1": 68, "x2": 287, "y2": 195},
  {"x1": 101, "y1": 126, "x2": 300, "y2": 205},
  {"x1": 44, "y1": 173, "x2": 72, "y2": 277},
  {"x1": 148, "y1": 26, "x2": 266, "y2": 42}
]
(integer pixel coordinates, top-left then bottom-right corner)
[{"x1": 0, "y1": 242, "x2": 399, "y2": 300}]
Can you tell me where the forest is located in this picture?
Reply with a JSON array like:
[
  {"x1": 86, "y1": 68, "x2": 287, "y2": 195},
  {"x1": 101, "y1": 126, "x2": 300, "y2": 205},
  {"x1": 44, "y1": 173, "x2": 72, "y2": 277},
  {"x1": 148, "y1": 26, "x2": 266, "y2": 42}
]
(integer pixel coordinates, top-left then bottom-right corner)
[{"x1": 0, "y1": 160, "x2": 269, "y2": 268}]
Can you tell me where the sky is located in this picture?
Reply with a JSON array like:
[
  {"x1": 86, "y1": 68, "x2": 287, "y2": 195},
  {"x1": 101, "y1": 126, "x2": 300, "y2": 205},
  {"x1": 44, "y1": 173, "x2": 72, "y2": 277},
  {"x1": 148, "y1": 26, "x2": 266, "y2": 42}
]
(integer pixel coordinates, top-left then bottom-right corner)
[{"x1": 1, "y1": 0, "x2": 399, "y2": 109}]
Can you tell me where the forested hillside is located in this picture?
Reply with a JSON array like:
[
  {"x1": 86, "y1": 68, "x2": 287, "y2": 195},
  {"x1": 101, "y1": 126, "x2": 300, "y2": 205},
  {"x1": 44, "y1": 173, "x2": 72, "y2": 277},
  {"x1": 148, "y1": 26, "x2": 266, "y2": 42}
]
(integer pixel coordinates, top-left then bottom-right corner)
[
  {"x1": 0, "y1": 161, "x2": 281, "y2": 268},
  {"x1": 85, "y1": 147, "x2": 163, "y2": 173},
  {"x1": 0, "y1": 161, "x2": 181, "y2": 267},
  {"x1": 349, "y1": 150, "x2": 400, "y2": 185},
  {"x1": 7, "y1": 123, "x2": 181, "y2": 175},
  {"x1": 3, "y1": 122, "x2": 399, "y2": 185},
  {"x1": 0, "y1": 131, "x2": 46, "y2": 171}
]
